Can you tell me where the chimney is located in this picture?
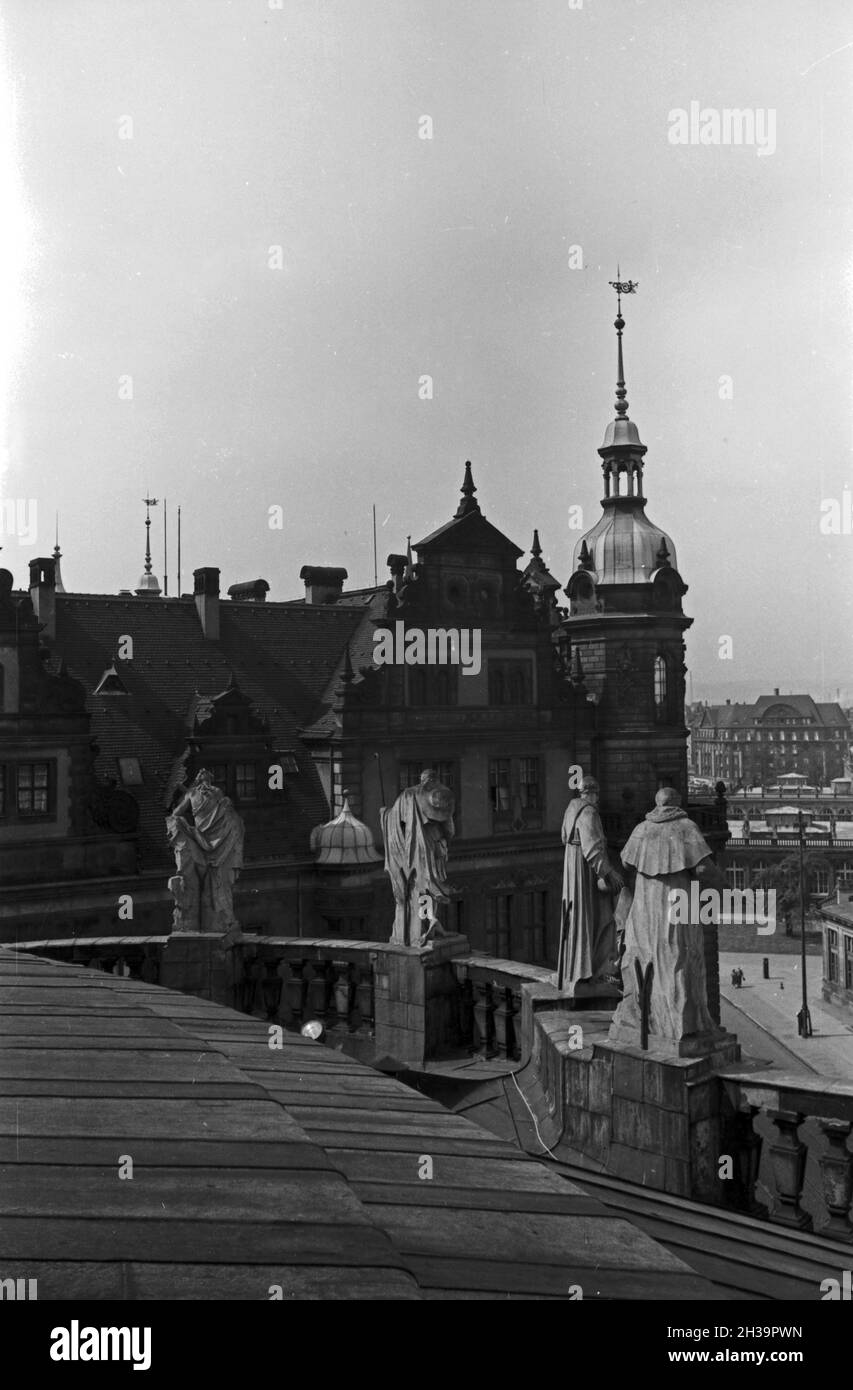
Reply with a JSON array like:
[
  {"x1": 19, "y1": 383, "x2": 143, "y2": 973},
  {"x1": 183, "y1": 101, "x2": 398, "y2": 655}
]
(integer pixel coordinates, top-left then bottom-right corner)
[
  {"x1": 29, "y1": 556, "x2": 57, "y2": 640},
  {"x1": 774, "y1": 687, "x2": 780, "y2": 696},
  {"x1": 227, "y1": 579, "x2": 269, "y2": 602},
  {"x1": 299, "y1": 565, "x2": 347, "y2": 605},
  {"x1": 387, "y1": 554, "x2": 407, "y2": 593},
  {"x1": 194, "y1": 567, "x2": 220, "y2": 639}
]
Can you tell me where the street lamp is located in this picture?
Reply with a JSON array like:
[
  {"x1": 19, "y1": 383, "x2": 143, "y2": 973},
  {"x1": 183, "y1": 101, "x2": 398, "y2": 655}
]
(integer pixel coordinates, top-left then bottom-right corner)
[{"x1": 797, "y1": 809, "x2": 813, "y2": 1038}]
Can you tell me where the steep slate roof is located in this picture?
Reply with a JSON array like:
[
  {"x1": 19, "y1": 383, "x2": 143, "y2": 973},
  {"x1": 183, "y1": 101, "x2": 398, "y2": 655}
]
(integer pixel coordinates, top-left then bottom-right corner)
[
  {"x1": 415, "y1": 507, "x2": 524, "y2": 557},
  {"x1": 50, "y1": 594, "x2": 371, "y2": 867},
  {"x1": 696, "y1": 697, "x2": 849, "y2": 730}
]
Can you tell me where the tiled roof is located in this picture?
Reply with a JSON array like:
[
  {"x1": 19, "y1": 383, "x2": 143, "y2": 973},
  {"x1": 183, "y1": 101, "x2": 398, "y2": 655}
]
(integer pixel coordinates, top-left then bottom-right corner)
[
  {"x1": 51, "y1": 594, "x2": 371, "y2": 868},
  {"x1": 695, "y1": 696, "x2": 850, "y2": 731}
]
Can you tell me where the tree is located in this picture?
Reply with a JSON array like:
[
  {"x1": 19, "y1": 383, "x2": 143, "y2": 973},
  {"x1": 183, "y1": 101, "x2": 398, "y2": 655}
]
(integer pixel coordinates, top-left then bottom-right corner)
[{"x1": 754, "y1": 853, "x2": 831, "y2": 936}]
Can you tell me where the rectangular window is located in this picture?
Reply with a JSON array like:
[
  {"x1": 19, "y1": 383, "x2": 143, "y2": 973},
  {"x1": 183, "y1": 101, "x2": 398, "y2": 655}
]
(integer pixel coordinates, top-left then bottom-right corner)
[
  {"x1": 828, "y1": 928, "x2": 839, "y2": 983},
  {"x1": 519, "y1": 757, "x2": 539, "y2": 810},
  {"x1": 725, "y1": 863, "x2": 746, "y2": 891},
  {"x1": 210, "y1": 763, "x2": 228, "y2": 790},
  {"x1": 235, "y1": 763, "x2": 257, "y2": 801},
  {"x1": 408, "y1": 667, "x2": 457, "y2": 706},
  {"x1": 813, "y1": 867, "x2": 830, "y2": 895},
  {"x1": 845, "y1": 935, "x2": 853, "y2": 991},
  {"x1": 488, "y1": 659, "x2": 533, "y2": 706},
  {"x1": 486, "y1": 894, "x2": 512, "y2": 958},
  {"x1": 17, "y1": 762, "x2": 50, "y2": 815},
  {"x1": 489, "y1": 758, "x2": 511, "y2": 814}
]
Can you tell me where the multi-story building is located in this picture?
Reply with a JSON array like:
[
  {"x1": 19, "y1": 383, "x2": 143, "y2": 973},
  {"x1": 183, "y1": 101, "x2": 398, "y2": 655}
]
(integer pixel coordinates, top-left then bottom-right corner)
[
  {"x1": 1, "y1": 299, "x2": 724, "y2": 966},
  {"x1": 690, "y1": 694, "x2": 851, "y2": 788}
]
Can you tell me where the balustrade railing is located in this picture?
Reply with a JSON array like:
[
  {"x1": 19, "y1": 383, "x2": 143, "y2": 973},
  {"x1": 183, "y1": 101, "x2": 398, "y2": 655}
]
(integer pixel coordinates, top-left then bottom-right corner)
[
  {"x1": 720, "y1": 1072, "x2": 853, "y2": 1242},
  {"x1": 238, "y1": 939, "x2": 376, "y2": 1040},
  {"x1": 12, "y1": 936, "x2": 167, "y2": 982},
  {"x1": 452, "y1": 956, "x2": 553, "y2": 1062}
]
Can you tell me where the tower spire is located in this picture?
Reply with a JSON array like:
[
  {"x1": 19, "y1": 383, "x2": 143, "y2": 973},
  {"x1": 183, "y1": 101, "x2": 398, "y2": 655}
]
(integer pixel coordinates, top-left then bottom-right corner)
[
  {"x1": 136, "y1": 496, "x2": 162, "y2": 596},
  {"x1": 607, "y1": 268, "x2": 637, "y2": 421},
  {"x1": 53, "y1": 512, "x2": 66, "y2": 594},
  {"x1": 455, "y1": 460, "x2": 480, "y2": 518}
]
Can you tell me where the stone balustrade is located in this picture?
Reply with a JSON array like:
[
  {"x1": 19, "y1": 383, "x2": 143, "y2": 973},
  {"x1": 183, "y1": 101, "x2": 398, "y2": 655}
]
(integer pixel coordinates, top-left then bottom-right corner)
[
  {"x1": 238, "y1": 939, "x2": 377, "y2": 1041},
  {"x1": 719, "y1": 1071, "x2": 853, "y2": 1241},
  {"x1": 452, "y1": 955, "x2": 554, "y2": 1062}
]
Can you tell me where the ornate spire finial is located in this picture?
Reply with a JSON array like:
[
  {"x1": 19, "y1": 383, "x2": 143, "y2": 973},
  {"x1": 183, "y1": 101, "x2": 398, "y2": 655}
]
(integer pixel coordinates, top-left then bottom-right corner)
[
  {"x1": 578, "y1": 539, "x2": 594, "y2": 572},
  {"x1": 531, "y1": 529, "x2": 542, "y2": 559},
  {"x1": 53, "y1": 511, "x2": 66, "y2": 594},
  {"x1": 142, "y1": 496, "x2": 159, "y2": 576},
  {"x1": 455, "y1": 460, "x2": 480, "y2": 517},
  {"x1": 607, "y1": 271, "x2": 638, "y2": 420}
]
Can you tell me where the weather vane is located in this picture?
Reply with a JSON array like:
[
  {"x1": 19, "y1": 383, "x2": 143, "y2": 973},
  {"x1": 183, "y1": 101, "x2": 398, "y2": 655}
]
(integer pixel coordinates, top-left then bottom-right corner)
[{"x1": 608, "y1": 265, "x2": 638, "y2": 315}]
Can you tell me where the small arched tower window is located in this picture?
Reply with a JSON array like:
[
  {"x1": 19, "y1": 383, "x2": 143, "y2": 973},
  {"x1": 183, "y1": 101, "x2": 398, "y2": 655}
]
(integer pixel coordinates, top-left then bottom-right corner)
[{"x1": 654, "y1": 655, "x2": 669, "y2": 722}]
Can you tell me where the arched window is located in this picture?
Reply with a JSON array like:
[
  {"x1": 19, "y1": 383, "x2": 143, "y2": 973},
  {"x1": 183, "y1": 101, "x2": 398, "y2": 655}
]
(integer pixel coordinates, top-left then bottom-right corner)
[{"x1": 654, "y1": 655, "x2": 669, "y2": 722}]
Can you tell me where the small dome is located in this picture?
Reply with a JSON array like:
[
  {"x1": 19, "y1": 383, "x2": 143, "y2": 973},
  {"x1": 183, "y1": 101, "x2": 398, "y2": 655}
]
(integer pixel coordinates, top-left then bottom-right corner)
[
  {"x1": 310, "y1": 798, "x2": 381, "y2": 866},
  {"x1": 135, "y1": 572, "x2": 161, "y2": 595},
  {"x1": 574, "y1": 503, "x2": 677, "y2": 585},
  {"x1": 601, "y1": 417, "x2": 644, "y2": 449}
]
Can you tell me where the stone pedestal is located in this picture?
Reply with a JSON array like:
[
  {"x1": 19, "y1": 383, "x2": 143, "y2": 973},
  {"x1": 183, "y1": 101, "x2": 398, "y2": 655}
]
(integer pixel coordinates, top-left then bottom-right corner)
[
  {"x1": 159, "y1": 931, "x2": 242, "y2": 1006},
  {"x1": 562, "y1": 1032, "x2": 741, "y2": 1202},
  {"x1": 372, "y1": 933, "x2": 470, "y2": 1069}
]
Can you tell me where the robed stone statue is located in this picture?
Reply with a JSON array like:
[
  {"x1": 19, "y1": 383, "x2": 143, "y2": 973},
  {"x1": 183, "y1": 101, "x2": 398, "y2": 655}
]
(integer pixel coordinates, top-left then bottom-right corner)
[
  {"x1": 557, "y1": 775, "x2": 624, "y2": 992},
  {"x1": 608, "y1": 787, "x2": 724, "y2": 1049},
  {"x1": 381, "y1": 769, "x2": 455, "y2": 947},
  {"x1": 166, "y1": 768, "x2": 244, "y2": 933}
]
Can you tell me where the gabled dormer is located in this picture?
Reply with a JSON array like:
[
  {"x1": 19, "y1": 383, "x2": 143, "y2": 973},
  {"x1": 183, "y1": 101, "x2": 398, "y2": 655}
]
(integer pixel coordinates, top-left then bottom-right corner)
[{"x1": 402, "y1": 462, "x2": 528, "y2": 625}]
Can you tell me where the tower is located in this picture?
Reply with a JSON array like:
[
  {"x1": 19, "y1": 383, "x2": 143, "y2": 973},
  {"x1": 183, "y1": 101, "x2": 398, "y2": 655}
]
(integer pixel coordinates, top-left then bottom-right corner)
[{"x1": 561, "y1": 278, "x2": 691, "y2": 825}]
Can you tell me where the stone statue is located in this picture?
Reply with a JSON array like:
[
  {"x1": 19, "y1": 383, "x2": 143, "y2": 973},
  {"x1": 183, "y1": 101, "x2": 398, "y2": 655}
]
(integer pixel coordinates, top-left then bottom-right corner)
[
  {"x1": 381, "y1": 769, "x2": 455, "y2": 947},
  {"x1": 166, "y1": 768, "x2": 244, "y2": 933},
  {"x1": 608, "y1": 787, "x2": 724, "y2": 1049},
  {"x1": 557, "y1": 775, "x2": 624, "y2": 992}
]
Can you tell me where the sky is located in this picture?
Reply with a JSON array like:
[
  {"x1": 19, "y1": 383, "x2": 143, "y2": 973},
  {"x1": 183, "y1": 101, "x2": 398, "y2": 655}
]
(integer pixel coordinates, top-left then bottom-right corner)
[{"x1": 0, "y1": 0, "x2": 851, "y2": 704}]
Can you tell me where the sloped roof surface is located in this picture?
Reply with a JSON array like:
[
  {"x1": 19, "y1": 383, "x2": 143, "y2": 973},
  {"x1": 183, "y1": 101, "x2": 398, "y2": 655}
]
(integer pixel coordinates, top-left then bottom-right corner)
[
  {"x1": 0, "y1": 946, "x2": 719, "y2": 1301},
  {"x1": 52, "y1": 594, "x2": 370, "y2": 865}
]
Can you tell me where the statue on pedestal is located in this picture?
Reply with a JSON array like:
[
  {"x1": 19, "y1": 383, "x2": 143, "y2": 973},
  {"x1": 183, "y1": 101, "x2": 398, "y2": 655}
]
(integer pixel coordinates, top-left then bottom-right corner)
[
  {"x1": 381, "y1": 769, "x2": 455, "y2": 947},
  {"x1": 166, "y1": 768, "x2": 244, "y2": 933},
  {"x1": 557, "y1": 775, "x2": 624, "y2": 991},
  {"x1": 608, "y1": 787, "x2": 724, "y2": 1048}
]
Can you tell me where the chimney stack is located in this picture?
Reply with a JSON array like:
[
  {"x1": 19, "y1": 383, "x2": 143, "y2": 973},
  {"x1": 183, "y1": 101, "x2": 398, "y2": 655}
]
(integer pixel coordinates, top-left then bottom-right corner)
[
  {"x1": 387, "y1": 554, "x2": 407, "y2": 593},
  {"x1": 29, "y1": 557, "x2": 57, "y2": 640},
  {"x1": 299, "y1": 565, "x2": 347, "y2": 605},
  {"x1": 194, "y1": 567, "x2": 220, "y2": 639},
  {"x1": 227, "y1": 579, "x2": 270, "y2": 602}
]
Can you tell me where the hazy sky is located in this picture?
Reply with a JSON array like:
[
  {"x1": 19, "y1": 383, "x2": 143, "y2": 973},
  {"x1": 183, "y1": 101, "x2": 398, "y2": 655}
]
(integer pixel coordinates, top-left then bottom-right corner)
[{"x1": 1, "y1": 0, "x2": 852, "y2": 703}]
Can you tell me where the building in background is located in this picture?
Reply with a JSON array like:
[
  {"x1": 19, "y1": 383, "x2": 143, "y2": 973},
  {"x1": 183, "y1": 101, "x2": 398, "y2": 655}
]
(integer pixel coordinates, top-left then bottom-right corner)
[{"x1": 690, "y1": 694, "x2": 851, "y2": 788}]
